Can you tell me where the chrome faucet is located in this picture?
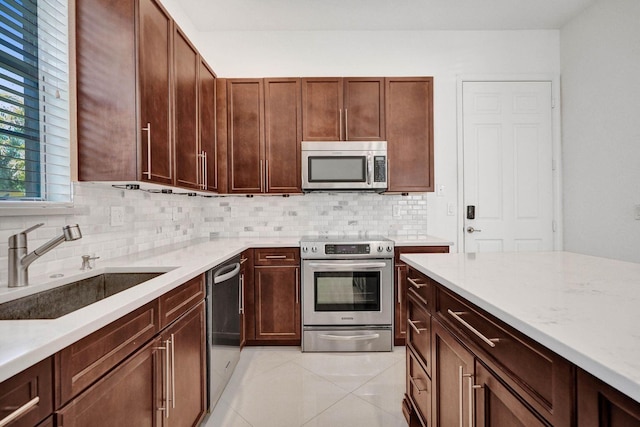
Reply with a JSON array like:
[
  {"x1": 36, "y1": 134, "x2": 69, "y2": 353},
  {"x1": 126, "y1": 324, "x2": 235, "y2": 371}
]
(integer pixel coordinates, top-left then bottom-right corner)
[{"x1": 8, "y1": 223, "x2": 83, "y2": 287}]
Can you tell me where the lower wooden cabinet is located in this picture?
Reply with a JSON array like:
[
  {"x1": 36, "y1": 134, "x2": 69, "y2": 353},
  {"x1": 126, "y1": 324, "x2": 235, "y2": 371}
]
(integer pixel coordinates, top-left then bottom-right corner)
[
  {"x1": 578, "y1": 369, "x2": 640, "y2": 427},
  {"x1": 0, "y1": 357, "x2": 53, "y2": 427},
  {"x1": 245, "y1": 247, "x2": 301, "y2": 345},
  {"x1": 239, "y1": 249, "x2": 253, "y2": 348},
  {"x1": 55, "y1": 340, "x2": 158, "y2": 427}
]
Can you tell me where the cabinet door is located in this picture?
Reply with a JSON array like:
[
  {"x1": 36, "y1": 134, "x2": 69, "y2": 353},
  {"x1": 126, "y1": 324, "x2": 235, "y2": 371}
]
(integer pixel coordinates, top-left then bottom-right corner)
[
  {"x1": 160, "y1": 302, "x2": 207, "y2": 427},
  {"x1": 227, "y1": 79, "x2": 265, "y2": 193},
  {"x1": 578, "y1": 369, "x2": 640, "y2": 427},
  {"x1": 254, "y1": 266, "x2": 301, "y2": 342},
  {"x1": 200, "y1": 60, "x2": 218, "y2": 192},
  {"x1": 344, "y1": 78, "x2": 385, "y2": 141},
  {"x1": 432, "y1": 321, "x2": 475, "y2": 427},
  {"x1": 239, "y1": 250, "x2": 254, "y2": 346},
  {"x1": 264, "y1": 78, "x2": 302, "y2": 193},
  {"x1": 385, "y1": 77, "x2": 434, "y2": 192},
  {"x1": 55, "y1": 340, "x2": 159, "y2": 427},
  {"x1": 0, "y1": 358, "x2": 53, "y2": 427},
  {"x1": 139, "y1": 0, "x2": 173, "y2": 185},
  {"x1": 174, "y1": 28, "x2": 200, "y2": 190},
  {"x1": 394, "y1": 262, "x2": 408, "y2": 345},
  {"x1": 475, "y1": 361, "x2": 547, "y2": 427},
  {"x1": 301, "y1": 78, "x2": 343, "y2": 141}
]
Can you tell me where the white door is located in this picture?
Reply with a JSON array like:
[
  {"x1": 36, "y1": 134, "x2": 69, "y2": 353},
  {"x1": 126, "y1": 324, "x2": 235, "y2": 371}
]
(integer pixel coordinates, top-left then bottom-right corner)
[{"x1": 463, "y1": 81, "x2": 554, "y2": 253}]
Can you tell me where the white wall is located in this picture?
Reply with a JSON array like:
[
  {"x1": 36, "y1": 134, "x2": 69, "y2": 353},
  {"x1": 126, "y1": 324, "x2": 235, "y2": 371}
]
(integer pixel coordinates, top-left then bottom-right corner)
[
  {"x1": 195, "y1": 30, "x2": 561, "y2": 249},
  {"x1": 561, "y1": 0, "x2": 640, "y2": 263}
]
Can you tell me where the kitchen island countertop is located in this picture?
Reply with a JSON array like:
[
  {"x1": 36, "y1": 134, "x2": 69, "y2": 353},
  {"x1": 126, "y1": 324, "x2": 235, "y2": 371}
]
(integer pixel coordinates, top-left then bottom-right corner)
[{"x1": 400, "y1": 251, "x2": 640, "y2": 403}]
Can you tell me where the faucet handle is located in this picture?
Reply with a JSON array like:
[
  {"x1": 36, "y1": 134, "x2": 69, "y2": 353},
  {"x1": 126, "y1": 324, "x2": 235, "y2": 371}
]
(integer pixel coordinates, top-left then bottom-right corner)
[{"x1": 9, "y1": 223, "x2": 44, "y2": 248}]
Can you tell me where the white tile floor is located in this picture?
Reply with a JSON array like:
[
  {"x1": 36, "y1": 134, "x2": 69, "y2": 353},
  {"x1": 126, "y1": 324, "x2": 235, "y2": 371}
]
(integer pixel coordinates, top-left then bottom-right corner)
[{"x1": 203, "y1": 346, "x2": 409, "y2": 427}]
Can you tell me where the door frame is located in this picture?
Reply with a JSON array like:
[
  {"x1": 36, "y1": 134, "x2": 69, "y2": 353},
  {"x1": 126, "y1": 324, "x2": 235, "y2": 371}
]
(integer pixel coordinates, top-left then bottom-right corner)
[{"x1": 456, "y1": 75, "x2": 563, "y2": 252}]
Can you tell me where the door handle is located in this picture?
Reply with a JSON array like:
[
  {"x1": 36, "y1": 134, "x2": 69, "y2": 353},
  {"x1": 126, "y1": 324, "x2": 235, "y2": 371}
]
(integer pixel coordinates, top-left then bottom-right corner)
[{"x1": 466, "y1": 226, "x2": 482, "y2": 234}]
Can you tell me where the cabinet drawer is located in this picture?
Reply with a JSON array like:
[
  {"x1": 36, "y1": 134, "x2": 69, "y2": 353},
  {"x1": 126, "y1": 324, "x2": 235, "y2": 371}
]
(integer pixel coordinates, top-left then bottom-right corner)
[
  {"x1": 254, "y1": 248, "x2": 300, "y2": 266},
  {"x1": 407, "y1": 348, "x2": 431, "y2": 427},
  {"x1": 0, "y1": 357, "x2": 53, "y2": 427},
  {"x1": 436, "y1": 286, "x2": 573, "y2": 426},
  {"x1": 56, "y1": 301, "x2": 159, "y2": 407},
  {"x1": 159, "y1": 274, "x2": 205, "y2": 328},
  {"x1": 406, "y1": 268, "x2": 434, "y2": 313},
  {"x1": 406, "y1": 292, "x2": 431, "y2": 376}
]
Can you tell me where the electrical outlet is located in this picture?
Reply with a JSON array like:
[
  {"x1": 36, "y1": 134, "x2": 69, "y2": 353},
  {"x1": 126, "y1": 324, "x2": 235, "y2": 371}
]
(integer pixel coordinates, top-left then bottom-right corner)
[
  {"x1": 392, "y1": 205, "x2": 401, "y2": 218},
  {"x1": 447, "y1": 203, "x2": 456, "y2": 216},
  {"x1": 437, "y1": 185, "x2": 446, "y2": 197},
  {"x1": 110, "y1": 206, "x2": 125, "y2": 226}
]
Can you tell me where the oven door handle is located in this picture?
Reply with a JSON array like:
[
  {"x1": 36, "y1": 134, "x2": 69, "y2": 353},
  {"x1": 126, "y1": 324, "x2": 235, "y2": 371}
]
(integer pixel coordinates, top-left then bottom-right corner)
[
  {"x1": 318, "y1": 333, "x2": 380, "y2": 341},
  {"x1": 307, "y1": 262, "x2": 387, "y2": 270}
]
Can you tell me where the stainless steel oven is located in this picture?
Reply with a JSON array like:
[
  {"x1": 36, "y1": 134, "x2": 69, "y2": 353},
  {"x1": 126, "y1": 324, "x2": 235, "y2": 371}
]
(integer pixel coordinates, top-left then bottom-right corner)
[{"x1": 300, "y1": 236, "x2": 394, "y2": 352}]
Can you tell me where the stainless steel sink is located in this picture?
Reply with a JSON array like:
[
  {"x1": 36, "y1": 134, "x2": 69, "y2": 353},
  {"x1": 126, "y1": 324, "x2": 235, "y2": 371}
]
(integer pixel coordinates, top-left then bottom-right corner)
[{"x1": 0, "y1": 272, "x2": 164, "y2": 320}]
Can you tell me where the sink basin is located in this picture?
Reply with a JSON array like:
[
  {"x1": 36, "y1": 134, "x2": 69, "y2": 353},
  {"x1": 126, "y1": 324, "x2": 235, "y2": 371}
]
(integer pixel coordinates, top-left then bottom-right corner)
[{"x1": 0, "y1": 272, "x2": 164, "y2": 320}]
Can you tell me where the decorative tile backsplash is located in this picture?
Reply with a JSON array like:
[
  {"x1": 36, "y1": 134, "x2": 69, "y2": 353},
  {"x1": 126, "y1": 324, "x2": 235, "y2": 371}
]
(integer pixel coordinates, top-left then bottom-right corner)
[{"x1": 0, "y1": 182, "x2": 428, "y2": 285}]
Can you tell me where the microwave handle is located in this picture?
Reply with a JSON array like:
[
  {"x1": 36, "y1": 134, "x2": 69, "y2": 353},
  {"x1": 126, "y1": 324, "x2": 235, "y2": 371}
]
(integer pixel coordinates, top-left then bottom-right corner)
[{"x1": 367, "y1": 154, "x2": 372, "y2": 185}]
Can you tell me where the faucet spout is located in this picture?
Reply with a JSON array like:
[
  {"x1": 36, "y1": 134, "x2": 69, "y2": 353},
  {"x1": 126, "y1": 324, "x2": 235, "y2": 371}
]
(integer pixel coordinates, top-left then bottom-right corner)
[{"x1": 8, "y1": 224, "x2": 82, "y2": 287}]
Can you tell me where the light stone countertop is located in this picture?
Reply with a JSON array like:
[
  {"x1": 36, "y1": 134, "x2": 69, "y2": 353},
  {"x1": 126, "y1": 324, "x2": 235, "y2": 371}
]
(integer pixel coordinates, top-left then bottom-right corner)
[
  {"x1": 400, "y1": 251, "x2": 640, "y2": 404},
  {"x1": 0, "y1": 234, "x2": 451, "y2": 383}
]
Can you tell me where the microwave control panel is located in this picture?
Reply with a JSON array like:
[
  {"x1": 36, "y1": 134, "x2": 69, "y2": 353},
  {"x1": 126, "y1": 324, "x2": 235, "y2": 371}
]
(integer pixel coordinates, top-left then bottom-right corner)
[{"x1": 373, "y1": 156, "x2": 386, "y2": 182}]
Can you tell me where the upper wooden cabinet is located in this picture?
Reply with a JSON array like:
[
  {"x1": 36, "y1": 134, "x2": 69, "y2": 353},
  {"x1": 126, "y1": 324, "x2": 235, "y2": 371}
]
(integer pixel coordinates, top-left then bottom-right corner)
[
  {"x1": 200, "y1": 61, "x2": 218, "y2": 192},
  {"x1": 301, "y1": 78, "x2": 385, "y2": 142},
  {"x1": 220, "y1": 78, "x2": 302, "y2": 194},
  {"x1": 76, "y1": 0, "x2": 217, "y2": 192},
  {"x1": 385, "y1": 77, "x2": 434, "y2": 192}
]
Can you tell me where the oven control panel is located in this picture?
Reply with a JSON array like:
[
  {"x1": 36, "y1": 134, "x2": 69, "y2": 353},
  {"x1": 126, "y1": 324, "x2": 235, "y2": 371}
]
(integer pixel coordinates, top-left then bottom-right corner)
[{"x1": 325, "y1": 244, "x2": 370, "y2": 255}]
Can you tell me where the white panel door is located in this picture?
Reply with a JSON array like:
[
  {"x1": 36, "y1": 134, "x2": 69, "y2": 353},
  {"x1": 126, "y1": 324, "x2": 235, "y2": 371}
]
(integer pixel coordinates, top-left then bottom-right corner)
[{"x1": 463, "y1": 81, "x2": 554, "y2": 253}]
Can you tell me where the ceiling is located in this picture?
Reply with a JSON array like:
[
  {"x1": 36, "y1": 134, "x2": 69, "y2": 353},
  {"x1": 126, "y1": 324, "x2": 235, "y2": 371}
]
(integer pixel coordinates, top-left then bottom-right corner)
[{"x1": 179, "y1": 0, "x2": 598, "y2": 32}]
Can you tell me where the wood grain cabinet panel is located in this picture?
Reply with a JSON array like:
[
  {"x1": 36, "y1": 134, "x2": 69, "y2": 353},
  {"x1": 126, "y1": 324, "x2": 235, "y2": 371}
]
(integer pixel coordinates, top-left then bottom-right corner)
[
  {"x1": 159, "y1": 274, "x2": 205, "y2": 329},
  {"x1": 55, "y1": 301, "x2": 159, "y2": 407},
  {"x1": 174, "y1": 28, "x2": 200, "y2": 190},
  {"x1": 264, "y1": 78, "x2": 302, "y2": 193},
  {"x1": 254, "y1": 266, "x2": 301, "y2": 343},
  {"x1": 254, "y1": 247, "x2": 300, "y2": 266},
  {"x1": 578, "y1": 369, "x2": 640, "y2": 427},
  {"x1": 385, "y1": 77, "x2": 434, "y2": 192},
  {"x1": 406, "y1": 293, "x2": 431, "y2": 376},
  {"x1": 200, "y1": 61, "x2": 218, "y2": 192},
  {"x1": 240, "y1": 250, "x2": 254, "y2": 346},
  {"x1": 407, "y1": 348, "x2": 431, "y2": 427},
  {"x1": 0, "y1": 357, "x2": 53, "y2": 427},
  {"x1": 301, "y1": 77, "x2": 385, "y2": 142},
  {"x1": 55, "y1": 340, "x2": 158, "y2": 427},
  {"x1": 226, "y1": 79, "x2": 265, "y2": 193}
]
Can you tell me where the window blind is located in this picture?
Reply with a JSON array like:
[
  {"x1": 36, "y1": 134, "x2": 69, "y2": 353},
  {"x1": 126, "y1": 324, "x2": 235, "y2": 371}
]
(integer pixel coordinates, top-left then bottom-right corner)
[{"x1": 0, "y1": 0, "x2": 70, "y2": 203}]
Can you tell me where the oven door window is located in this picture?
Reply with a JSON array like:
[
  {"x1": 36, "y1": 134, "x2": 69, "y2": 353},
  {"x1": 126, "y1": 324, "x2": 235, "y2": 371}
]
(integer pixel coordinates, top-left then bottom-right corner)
[{"x1": 314, "y1": 271, "x2": 380, "y2": 311}]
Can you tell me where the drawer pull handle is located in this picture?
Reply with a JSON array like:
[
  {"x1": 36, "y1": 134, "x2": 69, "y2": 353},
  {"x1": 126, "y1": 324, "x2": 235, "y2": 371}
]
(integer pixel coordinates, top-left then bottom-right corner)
[
  {"x1": 448, "y1": 309, "x2": 499, "y2": 348},
  {"x1": 240, "y1": 257, "x2": 248, "y2": 264},
  {"x1": 407, "y1": 288, "x2": 428, "y2": 307},
  {"x1": 407, "y1": 277, "x2": 426, "y2": 289},
  {"x1": 265, "y1": 255, "x2": 288, "y2": 259},
  {"x1": 0, "y1": 396, "x2": 39, "y2": 427},
  {"x1": 409, "y1": 376, "x2": 428, "y2": 393},
  {"x1": 408, "y1": 319, "x2": 427, "y2": 334}
]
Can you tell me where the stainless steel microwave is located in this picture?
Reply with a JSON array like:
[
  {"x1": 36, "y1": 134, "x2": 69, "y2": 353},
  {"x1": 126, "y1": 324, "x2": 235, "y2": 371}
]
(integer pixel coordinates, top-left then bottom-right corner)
[{"x1": 301, "y1": 141, "x2": 388, "y2": 192}]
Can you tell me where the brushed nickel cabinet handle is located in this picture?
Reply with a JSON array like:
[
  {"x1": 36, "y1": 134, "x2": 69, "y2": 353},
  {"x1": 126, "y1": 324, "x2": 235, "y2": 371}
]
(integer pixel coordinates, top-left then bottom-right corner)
[
  {"x1": 0, "y1": 396, "x2": 40, "y2": 427},
  {"x1": 142, "y1": 122, "x2": 151, "y2": 178},
  {"x1": 397, "y1": 267, "x2": 402, "y2": 304},
  {"x1": 407, "y1": 277, "x2": 426, "y2": 289},
  {"x1": 265, "y1": 255, "x2": 287, "y2": 259},
  {"x1": 203, "y1": 151, "x2": 208, "y2": 190},
  {"x1": 170, "y1": 334, "x2": 175, "y2": 409},
  {"x1": 154, "y1": 342, "x2": 169, "y2": 418},
  {"x1": 339, "y1": 108, "x2": 343, "y2": 140},
  {"x1": 295, "y1": 267, "x2": 299, "y2": 304},
  {"x1": 407, "y1": 318, "x2": 427, "y2": 334},
  {"x1": 239, "y1": 273, "x2": 245, "y2": 314},
  {"x1": 344, "y1": 108, "x2": 349, "y2": 140},
  {"x1": 448, "y1": 309, "x2": 499, "y2": 348},
  {"x1": 265, "y1": 159, "x2": 269, "y2": 192},
  {"x1": 260, "y1": 160, "x2": 264, "y2": 192},
  {"x1": 240, "y1": 257, "x2": 248, "y2": 265}
]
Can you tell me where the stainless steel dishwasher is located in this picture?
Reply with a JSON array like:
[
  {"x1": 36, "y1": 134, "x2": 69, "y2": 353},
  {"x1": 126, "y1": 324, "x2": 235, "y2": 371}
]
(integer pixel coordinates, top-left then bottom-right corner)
[{"x1": 206, "y1": 255, "x2": 242, "y2": 412}]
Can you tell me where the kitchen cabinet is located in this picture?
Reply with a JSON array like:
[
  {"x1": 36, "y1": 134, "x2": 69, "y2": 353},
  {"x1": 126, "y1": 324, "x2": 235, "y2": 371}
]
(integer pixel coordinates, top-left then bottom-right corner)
[
  {"x1": 239, "y1": 249, "x2": 254, "y2": 348},
  {"x1": 0, "y1": 357, "x2": 53, "y2": 427},
  {"x1": 200, "y1": 60, "x2": 218, "y2": 192},
  {"x1": 403, "y1": 267, "x2": 574, "y2": 427},
  {"x1": 247, "y1": 248, "x2": 301, "y2": 344},
  {"x1": 577, "y1": 369, "x2": 640, "y2": 426},
  {"x1": 385, "y1": 77, "x2": 434, "y2": 192},
  {"x1": 264, "y1": 78, "x2": 303, "y2": 193},
  {"x1": 174, "y1": 28, "x2": 200, "y2": 190},
  {"x1": 301, "y1": 78, "x2": 385, "y2": 141},
  {"x1": 157, "y1": 302, "x2": 207, "y2": 427},
  {"x1": 221, "y1": 79, "x2": 302, "y2": 194},
  {"x1": 225, "y1": 79, "x2": 265, "y2": 193},
  {"x1": 76, "y1": 0, "x2": 217, "y2": 192},
  {"x1": 394, "y1": 246, "x2": 449, "y2": 346},
  {"x1": 54, "y1": 275, "x2": 206, "y2": 425}
]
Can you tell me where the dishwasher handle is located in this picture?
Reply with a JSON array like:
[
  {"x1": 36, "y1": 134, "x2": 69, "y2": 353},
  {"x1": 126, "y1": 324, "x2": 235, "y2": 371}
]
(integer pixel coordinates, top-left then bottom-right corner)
[{"x1": 213, "y1": 263, "x2": 241, "y2": 284}]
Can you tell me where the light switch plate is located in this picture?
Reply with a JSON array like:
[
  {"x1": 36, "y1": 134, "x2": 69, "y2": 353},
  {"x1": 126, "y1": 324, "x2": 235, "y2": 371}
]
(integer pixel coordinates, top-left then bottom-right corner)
[
  {"x1": 437, "y1": 185, "x2": 446, "y2": 197},
  {"x1": 110, "y1": 206, "x2": 125, "y2": 226},
  {"x1": 635, "y1": 204, "x2": 640, "y2": 220}
]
